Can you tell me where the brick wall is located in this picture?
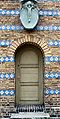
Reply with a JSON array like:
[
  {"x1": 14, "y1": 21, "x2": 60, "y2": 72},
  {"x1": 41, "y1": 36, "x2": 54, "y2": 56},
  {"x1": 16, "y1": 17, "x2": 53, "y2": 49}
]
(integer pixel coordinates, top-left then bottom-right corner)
[{"x1": 0, "y1": 0, "x2": 60, "y2": 117}]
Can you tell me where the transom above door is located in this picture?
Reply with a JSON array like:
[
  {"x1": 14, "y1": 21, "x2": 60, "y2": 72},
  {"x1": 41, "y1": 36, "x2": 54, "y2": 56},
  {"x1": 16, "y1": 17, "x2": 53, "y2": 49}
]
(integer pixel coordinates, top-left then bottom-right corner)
[{"x1": 15, "y1": 44, "x2": 43, "y2": 105}]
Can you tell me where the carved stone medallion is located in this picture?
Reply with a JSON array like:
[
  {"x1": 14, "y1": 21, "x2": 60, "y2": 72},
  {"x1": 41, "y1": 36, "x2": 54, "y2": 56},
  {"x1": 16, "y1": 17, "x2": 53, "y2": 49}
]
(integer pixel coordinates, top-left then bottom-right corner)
[{"x1": 20, "y1": 0, "x2": 39, "y2": 29}]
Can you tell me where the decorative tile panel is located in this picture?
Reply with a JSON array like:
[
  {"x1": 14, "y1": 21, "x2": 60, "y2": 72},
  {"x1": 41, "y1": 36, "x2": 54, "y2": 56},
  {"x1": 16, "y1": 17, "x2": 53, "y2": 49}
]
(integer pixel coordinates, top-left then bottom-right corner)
[
  {"x1": 0, "y1": 72, "x2": 60, "y2": 79},
  {"x1": 1, "y1": 25, "x2": 60, "y2": 31},
  {"x1": 45, "y1": 72, "x2": 60, "y2": 78},
  {"x1": 36, "y1": 26, "x2": 60, "y2": 31},
  {"x1": 0, "y1": 57, "x2": 14, "y2": 62},
  {"x1": 0, "y1": 90, "x2": 15, "y2": 96},
  {"x1": 0, "y1": 25, "x2": 24, "y2": 30},
  {"x1": 0, "y1": 10, "x2": 60, "y2": 16},
  {"x1": 0, "y1": 89, "x2": 60, "y2": 96},
  {"x1": 0, "y1": 73, "x2": 15, "y2": 79},
  {"x1": 48, "y1": 40, "x2": 60, "y2": 46},
  {"x1": 39, "y1": 10, "x2": 60, "y2": 16},
  {"x1": 0, "y1": 56, "x2": 60, "y2": 62},
  {"x1": 0, "y1": 40, "x2": 12, "y2": 46},
  {"x1": 45, "y1": 56, "x2": 60, "y2": 62},
  {"x1": 45, "y1": 89, "x2": 60, "y2": 95},
  {"x1": 0, "y1": 10, "x2": 19, "y2": 16}
]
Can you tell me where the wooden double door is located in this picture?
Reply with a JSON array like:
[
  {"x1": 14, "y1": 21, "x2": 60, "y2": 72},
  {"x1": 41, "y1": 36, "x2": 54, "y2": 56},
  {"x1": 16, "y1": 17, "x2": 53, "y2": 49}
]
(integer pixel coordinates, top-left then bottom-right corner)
[{"x1": 16, "y1": 44, "x2": 43, "y2": 105}]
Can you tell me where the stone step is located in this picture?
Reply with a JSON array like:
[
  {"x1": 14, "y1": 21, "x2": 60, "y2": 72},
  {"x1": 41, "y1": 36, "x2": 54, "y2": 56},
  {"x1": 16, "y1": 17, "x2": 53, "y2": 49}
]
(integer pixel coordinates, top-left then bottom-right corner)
[
  {"x1": 10, "y1": 112, "x2": 50, "y2": 118},
  {"x1": 1, "y1": 117, "x2": 60, "y2": 119},
  {"x1": 0, "y1": 117, "x2": 60, "y2": 119},
  {"x1": 1, "y1": 106, "x2": 60, "y2": 118}
]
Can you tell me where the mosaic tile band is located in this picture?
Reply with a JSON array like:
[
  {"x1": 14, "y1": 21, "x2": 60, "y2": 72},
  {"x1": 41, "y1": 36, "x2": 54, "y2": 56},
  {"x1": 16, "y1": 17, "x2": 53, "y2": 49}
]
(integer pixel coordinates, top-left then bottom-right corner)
[
  {"x1": 0, "y1": 56, "x2": 60, "y2": 62},
  {"x1": 1, "y1": 40, "x2": 60, "y2": 47},
  {"x1": 48, "y1": 40, "x2": 60, "y2": 46},
  {"x1": 0, "y1": 73, "x2": 15, "y2": 79},
  {"x1": 36, "y1": 26, "x2": 60, "y2": 31},
  {"x1": 0, "y1": 40, "x2": 12, "y2": 46},
  {"x1": 1, "y1": 25, "x2": 60, "y2": 31},
  {"x1": 45, "y1": 72, "x2": 60, "y2": 78},
  {"x1": 45, "y1": 89, "x2": 60, "y2": 95},
  {"x1": 0, "y1": 57, "x2": 14, "y2": 62},
  {"x1": 0, "y1": 25, "x2": 23, "y2": 30},
  {"x1": 0, "y1": 72, "x2": 60, "y2": 79},
  {"x1": 0, "y1": 90, "x2": 15, "y2": 96},
  {"x1": 0, "y1": 89, "x2": 60, "y2": 96},
  {"x1": 1, "y1": 10, "x2": 60, "y2": 16},
  {"x1": 45, "y1": 56, "x2": 60, "y2": 62}
]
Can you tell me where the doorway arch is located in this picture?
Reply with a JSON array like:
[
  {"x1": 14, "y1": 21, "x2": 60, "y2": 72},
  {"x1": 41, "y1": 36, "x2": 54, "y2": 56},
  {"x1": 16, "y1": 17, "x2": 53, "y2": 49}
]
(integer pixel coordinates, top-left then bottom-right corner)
[{"x1": 15, "y1": 43, "x2": 44, "y2": 105}]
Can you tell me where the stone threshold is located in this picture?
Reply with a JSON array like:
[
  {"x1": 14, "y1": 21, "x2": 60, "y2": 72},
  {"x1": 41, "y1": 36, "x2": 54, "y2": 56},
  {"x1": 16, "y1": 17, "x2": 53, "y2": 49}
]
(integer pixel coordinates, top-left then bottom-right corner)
[
  {"x1": 10, "y1": 112, "x2": 50, "y2": 118},
  {"x1": 1, "y1": 117, "x2": 60, "y2": 119}
]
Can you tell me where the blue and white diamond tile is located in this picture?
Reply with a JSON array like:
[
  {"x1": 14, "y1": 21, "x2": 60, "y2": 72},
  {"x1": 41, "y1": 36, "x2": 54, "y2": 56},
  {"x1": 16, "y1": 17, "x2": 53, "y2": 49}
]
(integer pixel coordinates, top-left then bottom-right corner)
[
  {"x1": 45, "y1": 72, "x2": 60, "y2": 79},
  {"x1": 0, "y1": 89, "x2": 60, "y2": 96},
  {"x1": 0, "y1": 90, "x2": 4, "y2": 95},
  {"x1": 0, "y1": 90, "x2": 15, "y2": 96},
  {"x1": 48, "y1": 26, "x2": 53, "y2": 30},
  {"x1": 43, "y1": 11, "x2": 48, "y2": 16},
  {"x1": 44, "y1": 26, "x2": 49, "y2": 30},
  {"x1": 45, "y1": 73, "x2": 49, "y2": 78},
  {"x1": 0, "y1": 40, "x2": 12, "y2": 46},
  {"x1": 1, "y1": 10, "x2": 60, "y2": 16},
  {"x1": 0, "y1": 25, "x2": 24, "y2": 31},
  {"x1": 52, "y1": 10, "x2": 58, "y2": 16},
  {"x1": 53, "y1": 26, "x2": 58, "y2": 30},
  {"x1": 39, "y1": 10, "x2": 59, "y2": 16},
  {"x1": 36, "y1": 26, "x2": 44, "y2": 30},
  {"x1": 45, "y1": 89, "x2": 60, "y2": 95},
  {"x1": 45, "y1": 56, "x2": 60, "y2": 62},
  {"x1": 48, "y1": 40, "x2": 60, "y2": 46},
  {"x1": 55, "y1": 90, "x2": 59, "y2": 94},
  {"x1": 10, "y1": 90, "x2": 15, "y2": 96},
  {"x1": 15, "y1": 26, "x2": 24, "y2": 30},
  {"x1": 49, "y1": 26, "x2": 58, "y2": 31},
  {"x1": 45, "y1": 90, "x2": 50, "y2": 95},
  {"x1": 0, "y1": 57, "x2": 15, "y2": 62},
  {"x1": 48, "y1": 41, "x2": 54, "y2": 46},
  {"x1": 0, "y1": 10, "x2": 19, "y2": 16},
  {"x1": 49, "y1": 73, "x2": 54, "y2": 78},
  {"x1": 50, "y1": 90, "x2": 54, "y2": 94},
  {"x1": 1, "y1": 25, "x2": 60, "y2": 31},
  {"x1": 0, "y1": 73, "x2": 15, "y2": 79},
  {"x1": 36, "y1": 26, "x2": 60, "y2": 31},
  {"x1": 1, "y1": 72, "x2": 60, "y2": 79}
]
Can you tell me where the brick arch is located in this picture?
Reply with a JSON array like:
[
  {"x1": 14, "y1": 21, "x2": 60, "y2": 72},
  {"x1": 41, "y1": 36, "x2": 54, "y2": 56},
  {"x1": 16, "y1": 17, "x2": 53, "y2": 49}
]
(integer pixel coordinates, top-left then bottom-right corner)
[{"x1": 8, "y1": 34, "x2": 51, "y2": 56}]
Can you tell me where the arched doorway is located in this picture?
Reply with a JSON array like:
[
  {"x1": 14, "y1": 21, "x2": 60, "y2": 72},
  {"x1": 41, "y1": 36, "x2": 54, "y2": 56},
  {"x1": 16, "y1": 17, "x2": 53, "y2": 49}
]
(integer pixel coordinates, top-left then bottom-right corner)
[{"x1": 15, "y1": 43, "x2": 44, "y2": 105}]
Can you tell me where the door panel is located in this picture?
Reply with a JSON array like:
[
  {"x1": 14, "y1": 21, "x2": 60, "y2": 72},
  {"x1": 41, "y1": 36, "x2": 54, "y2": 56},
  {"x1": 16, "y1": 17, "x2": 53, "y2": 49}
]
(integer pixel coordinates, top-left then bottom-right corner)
[
  {"x1": 16, "y1": 44, "x2": 43, "y2": 105},
  {"x1": 20, "y1": 86, "x2": 38, "y2": 101},
  {"x1": 20, "y1": 51, "x2": 38, "y2": 64},
  {"x1": 20, "y1": 68, "x2": 38, "y2": 83},
  {"x1": 20, "y1": 101, "x2": 39, "y2": 104}
]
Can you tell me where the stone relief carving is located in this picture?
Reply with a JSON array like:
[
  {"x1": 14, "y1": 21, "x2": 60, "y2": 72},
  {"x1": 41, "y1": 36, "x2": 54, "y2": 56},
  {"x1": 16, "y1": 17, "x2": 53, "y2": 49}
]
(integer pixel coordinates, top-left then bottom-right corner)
[{"x1": 19, "y1": 0, "x2": 39, "y2": 29}]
